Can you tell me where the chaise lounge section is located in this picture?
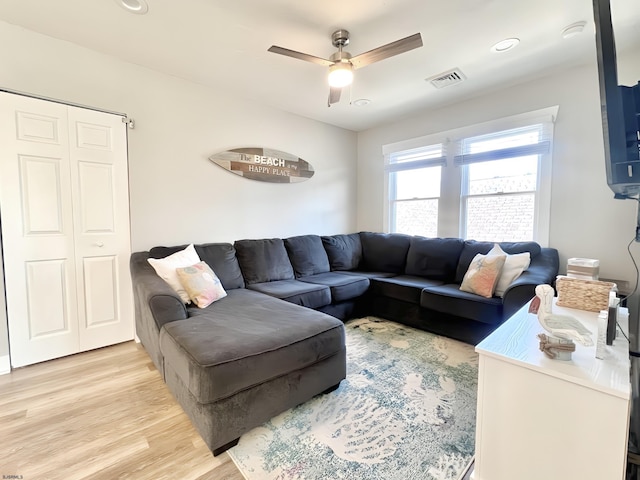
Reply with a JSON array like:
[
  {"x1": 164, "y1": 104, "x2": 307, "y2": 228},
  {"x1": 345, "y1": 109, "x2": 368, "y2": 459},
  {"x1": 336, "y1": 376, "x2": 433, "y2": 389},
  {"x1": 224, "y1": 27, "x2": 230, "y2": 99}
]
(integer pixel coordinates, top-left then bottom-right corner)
[{"x1": 130, "y1": 242, "x2": 346, "y2": 456}]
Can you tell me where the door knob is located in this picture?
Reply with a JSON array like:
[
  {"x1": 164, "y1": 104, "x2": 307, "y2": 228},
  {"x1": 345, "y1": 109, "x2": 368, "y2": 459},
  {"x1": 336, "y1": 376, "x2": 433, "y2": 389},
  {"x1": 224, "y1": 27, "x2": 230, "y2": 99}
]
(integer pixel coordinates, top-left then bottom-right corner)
[{"x1": 94, "y1": 242, "x2": 104, "y2": 247}]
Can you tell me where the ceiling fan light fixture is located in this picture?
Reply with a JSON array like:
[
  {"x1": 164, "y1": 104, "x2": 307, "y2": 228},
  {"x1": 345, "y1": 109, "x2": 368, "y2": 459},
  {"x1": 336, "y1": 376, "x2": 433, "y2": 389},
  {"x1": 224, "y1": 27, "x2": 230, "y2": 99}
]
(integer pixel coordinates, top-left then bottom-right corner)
[
  {"x1": 268, "y1": 30, "x2": 422, "y2": 105},
  {"x1": 328, "y1": 62, "x2": 354, "y2": 88}
]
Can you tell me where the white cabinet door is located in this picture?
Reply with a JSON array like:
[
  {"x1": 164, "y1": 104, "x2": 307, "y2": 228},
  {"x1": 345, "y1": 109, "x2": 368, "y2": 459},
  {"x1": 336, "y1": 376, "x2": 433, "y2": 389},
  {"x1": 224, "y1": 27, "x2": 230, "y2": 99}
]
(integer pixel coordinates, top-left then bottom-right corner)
[{"x1": 0, "y1": 93, "x2": 133, "y2": 368}]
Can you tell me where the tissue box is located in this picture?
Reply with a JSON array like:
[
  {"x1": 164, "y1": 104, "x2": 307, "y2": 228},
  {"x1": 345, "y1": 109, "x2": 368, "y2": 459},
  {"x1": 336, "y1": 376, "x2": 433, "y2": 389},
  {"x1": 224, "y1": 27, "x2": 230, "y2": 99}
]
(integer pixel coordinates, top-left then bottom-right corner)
[{"x1": 567, "y1": 258, "x2": 599, "y2": 280}]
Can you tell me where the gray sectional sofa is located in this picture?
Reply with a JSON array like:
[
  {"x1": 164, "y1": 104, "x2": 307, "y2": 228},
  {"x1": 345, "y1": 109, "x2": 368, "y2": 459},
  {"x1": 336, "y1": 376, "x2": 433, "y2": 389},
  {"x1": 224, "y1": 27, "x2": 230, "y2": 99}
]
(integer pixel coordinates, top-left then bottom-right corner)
[{"x1": 130, "y1": 231, "x2": 559, "y2": 456}]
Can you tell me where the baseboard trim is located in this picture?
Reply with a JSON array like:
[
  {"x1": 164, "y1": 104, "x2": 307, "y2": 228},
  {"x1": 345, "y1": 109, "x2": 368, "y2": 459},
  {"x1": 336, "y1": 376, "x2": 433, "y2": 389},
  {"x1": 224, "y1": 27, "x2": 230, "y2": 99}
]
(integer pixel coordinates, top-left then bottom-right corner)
[
  {"x1": 0, "y1": 354, "x2": 11, "y2": 375},
  {"x1": 459, "y1": 456, "x2": 474, "y2": 480}
]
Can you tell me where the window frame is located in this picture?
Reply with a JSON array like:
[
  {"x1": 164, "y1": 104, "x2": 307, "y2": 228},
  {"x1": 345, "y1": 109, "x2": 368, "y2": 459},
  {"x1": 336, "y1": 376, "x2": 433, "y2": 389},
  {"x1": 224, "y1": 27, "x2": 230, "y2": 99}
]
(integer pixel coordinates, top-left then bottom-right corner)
[
  {"x1": 384, "y1": 142, "x2": 446, "y2": 237},
  {"x1": 457, "y1": 123, "x2": 553, "y2": 244},
  {"x1": 382, "y1": 106, "x2": 558, "y2": 246}
]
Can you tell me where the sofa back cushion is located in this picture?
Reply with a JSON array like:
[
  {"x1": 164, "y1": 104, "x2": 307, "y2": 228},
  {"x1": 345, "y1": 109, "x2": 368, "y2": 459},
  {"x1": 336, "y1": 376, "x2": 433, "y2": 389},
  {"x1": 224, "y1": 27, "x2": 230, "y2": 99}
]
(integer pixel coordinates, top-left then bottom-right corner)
[
  {"x1": 405, "y1": 237, "x2": 465, "y2": 282},
  {"x1": 234, "y1": 238, "x2": 295, "y2": 285},
  {"x1": 321, "y1": 233, "x2": 362, "y2": 271},
  {"x1": 284, "y1": 235, "x2": 330, "y2": 277},
  {"x1": 359, "y1": 232, "x2": 411, "y2": 273},
  {"x1": 454, "y1": 240, "x2": 542, "y2": 283},
  {"x1": 148, "y1": 243, "x2": 245, "y2": 290}
]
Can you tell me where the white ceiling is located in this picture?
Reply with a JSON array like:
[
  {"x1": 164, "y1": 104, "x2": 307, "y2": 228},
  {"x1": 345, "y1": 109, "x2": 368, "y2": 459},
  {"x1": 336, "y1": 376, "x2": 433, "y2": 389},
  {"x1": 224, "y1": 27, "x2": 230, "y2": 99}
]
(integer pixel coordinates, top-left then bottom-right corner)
[{"x1": 1, "y1": 0, "x2": 639, "y2": 132}]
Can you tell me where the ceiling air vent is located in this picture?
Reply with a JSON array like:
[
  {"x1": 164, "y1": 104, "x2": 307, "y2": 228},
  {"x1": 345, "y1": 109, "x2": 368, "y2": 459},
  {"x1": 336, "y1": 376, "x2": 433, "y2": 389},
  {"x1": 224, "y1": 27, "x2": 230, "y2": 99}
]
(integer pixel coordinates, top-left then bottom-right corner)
[{"x1": 426, "y1": 68, "x2": 466, "y2": 89}]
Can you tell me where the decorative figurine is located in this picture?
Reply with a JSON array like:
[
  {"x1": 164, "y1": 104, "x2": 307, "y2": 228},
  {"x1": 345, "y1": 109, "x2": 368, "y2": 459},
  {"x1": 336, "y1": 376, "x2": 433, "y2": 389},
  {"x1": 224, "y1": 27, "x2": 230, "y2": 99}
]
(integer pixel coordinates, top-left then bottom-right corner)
[{"x1": 529, "y1": 284, "x2": 593, "y2": 360}]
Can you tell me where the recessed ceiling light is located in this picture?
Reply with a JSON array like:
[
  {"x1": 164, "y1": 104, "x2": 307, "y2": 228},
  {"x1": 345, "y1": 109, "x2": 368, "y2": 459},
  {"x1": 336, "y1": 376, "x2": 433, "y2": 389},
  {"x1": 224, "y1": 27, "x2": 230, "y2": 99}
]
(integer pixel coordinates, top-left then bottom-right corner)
[
  {"x1": 114, "y1": 0, "x2": 149, "y2": 14},
  {"x1": 490, "y1": 38, "x2": 520, "y2": 53},
  {"x1": 352, "y1": 98, "x2": 371, "y2": 107},
  {"x1": 562, "y1": 21, "x2": 587, "y2": 39}
]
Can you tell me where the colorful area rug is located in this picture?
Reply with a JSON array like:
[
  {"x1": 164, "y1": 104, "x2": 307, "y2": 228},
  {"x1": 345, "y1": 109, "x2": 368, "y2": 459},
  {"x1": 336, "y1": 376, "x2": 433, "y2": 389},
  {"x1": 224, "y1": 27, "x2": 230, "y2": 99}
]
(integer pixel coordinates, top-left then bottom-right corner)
[{"x1": 228, "y1": 317, "x2": 478, "y2": 480}]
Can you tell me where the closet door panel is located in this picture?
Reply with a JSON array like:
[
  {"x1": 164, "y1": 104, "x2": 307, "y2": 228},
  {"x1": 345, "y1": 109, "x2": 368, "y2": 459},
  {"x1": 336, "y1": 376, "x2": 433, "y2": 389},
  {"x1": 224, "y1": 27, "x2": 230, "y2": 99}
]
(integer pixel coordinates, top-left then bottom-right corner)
[
  {"x1": 0, "y1": 93, "x2": 80, "y2": 368},
  {"x1": 19, "y1": 155, "x2": 65, "y2": 235},
  {"x1": 16, "y1": 110, "x2": 62, "y2": 145},
  {"x1": 68, "y1": 106, "x2": 133, "y2": 350},
  {"x1": 83, "y1": 256, "x2": 118, "y2": 328},
  {"x1": 25, "y1": 259, "x2": 71, "y2": 337},
  {"x1": 77, "y1": 161, "x2": 115, "y2": 234}
]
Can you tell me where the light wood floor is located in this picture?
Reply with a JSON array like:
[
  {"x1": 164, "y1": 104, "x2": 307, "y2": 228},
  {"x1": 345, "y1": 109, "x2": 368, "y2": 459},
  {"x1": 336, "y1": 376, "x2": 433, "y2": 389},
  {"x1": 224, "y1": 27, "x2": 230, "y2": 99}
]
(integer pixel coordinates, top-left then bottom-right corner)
[
  {"x1": 0, "y1": 341, "x2": 244, "y2": 480},
  {"x1": 0, "y1": 340, "x2": 476, "y2": 480}
]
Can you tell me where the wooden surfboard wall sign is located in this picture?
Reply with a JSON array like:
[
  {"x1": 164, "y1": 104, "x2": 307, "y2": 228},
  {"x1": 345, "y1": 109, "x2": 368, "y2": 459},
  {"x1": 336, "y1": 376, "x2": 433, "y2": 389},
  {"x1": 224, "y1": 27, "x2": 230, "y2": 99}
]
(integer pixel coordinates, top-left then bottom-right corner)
[{"x1": 209, "y1": 147, "x2": 314, "y2": 183}]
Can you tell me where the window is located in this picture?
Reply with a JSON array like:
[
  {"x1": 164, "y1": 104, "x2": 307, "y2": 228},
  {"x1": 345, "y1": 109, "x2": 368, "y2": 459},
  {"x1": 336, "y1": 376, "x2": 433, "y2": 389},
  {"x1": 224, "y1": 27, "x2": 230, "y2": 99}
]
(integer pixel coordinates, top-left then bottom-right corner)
[
  {"x1": 383, "y1": 107, "x2": 556, "y2": 245},
  {"x1": 457, "y1": 124, "x2": 550, "y2": 242},
  {"x1": 386, "y1": 144, "x2": 445, "y2": 237}
]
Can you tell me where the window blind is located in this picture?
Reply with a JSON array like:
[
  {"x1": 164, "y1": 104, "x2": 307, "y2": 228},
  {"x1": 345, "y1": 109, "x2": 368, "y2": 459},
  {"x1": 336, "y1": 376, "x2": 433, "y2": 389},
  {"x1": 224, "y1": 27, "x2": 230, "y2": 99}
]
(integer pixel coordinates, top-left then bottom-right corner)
[
  {"x1": 454, "y1": 123, "x2": 552, "y2": 166},
  {"x1": 386, "y1": 144, "x2": 445, "y2": 172},
  {"x1": 454, "y1": 141, "x2": 550, "y2": 165}
]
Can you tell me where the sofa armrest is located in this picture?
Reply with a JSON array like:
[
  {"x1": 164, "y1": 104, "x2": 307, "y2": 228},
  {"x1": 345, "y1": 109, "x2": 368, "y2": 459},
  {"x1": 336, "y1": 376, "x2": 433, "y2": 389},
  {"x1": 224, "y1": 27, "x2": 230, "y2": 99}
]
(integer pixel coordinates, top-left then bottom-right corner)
[
  {"x1": 502, "y1": 248, "x2": 559, "y2": 319},
  {"x1": 130, "y1": 251, "x2": 188, "y2": 330},
  {"x1": 149, "y1": 294, "x2": 188, "y2": 327}
]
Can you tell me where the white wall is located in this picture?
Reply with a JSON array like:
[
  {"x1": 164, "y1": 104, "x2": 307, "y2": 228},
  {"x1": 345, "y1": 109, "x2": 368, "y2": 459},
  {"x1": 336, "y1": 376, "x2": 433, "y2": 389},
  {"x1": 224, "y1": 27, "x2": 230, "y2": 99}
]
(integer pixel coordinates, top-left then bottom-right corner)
[
  {"x1": 357, "y1": 49, "x2": 640, "y2": 289},
  {"x1": 0, "y1": 21, "x2": 357, "y2": 371},
  {"x1": 0, "y1": 22, "x2": 358, "y2": 249}
]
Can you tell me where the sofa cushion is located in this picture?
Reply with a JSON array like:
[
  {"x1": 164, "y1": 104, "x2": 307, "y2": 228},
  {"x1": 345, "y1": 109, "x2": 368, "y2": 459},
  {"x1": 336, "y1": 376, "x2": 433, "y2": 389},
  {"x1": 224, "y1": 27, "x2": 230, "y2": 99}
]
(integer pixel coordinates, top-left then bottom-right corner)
[
  {"x1": 370, "y1": 275, "x2": 445, "y2": 304},
  {"x1": 404, "y1": 237, "x2": 464, "y2": 282},
  {"x1": 454, "y1": 240, "x2": 542, "y2": 284},
  {"x1": 421, "y1": 284, "x2": 504, "y2": 325},
  {"x1": 149, "y1": 243, "x2": 245, "y2": 290},
  {"x1": 339, "y1": 270, "x2": 397, "y2": 279},
  {"x1": 247, "y1": 279, "x2": 331, "y2": 309},
  {"x1": 298, "y1": 272, "x2": 370, "y2": 303},
  {"x1": 284, "y1": 235, "x2": 331, "y2": 277},
  {"x1": 321, "y1": 233, "x2": 363, "y2": 271},
  {"x1": 359, "y1": 232, "x2": 411, "y2": 273},
  {"x1": 160, "y1": 288, "x2": 345, "y2": 404},
  {"x1": 234, "y1": 238, "x2": 294, "y2": 285}
]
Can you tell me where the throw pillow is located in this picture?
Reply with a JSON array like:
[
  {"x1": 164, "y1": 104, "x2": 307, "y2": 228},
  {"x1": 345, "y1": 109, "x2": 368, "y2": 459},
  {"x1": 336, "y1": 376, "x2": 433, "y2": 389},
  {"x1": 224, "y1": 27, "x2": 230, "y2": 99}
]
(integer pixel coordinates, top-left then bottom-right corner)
[
  {"x1": 460, "y1": 253, "x2": 507, "y2": 298},
  {"x1": 147, "y1": 244, "x2": 200, "y2": 303},
  {"x1": 487, "y1": 244, "x2": 531, "y2": 297},
  {"x1": 176, "y1": 261, "x2": 227, "y2": 308}
]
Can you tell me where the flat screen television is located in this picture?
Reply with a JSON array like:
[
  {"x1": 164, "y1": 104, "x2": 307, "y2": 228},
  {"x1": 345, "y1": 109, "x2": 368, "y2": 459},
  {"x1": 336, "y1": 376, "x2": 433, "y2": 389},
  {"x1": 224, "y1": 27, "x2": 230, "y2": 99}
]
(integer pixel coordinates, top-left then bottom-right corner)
[{"x1": 593, "y1": 0, "x2": 640, "y2": 196}]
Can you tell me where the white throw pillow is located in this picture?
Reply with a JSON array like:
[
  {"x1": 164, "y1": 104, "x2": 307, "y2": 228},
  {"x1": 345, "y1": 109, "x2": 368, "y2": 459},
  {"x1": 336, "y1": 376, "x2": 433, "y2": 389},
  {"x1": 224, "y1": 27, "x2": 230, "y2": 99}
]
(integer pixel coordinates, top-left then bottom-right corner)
[
  {"x1": 147, "y1": 244, "x2": 201, "y2": 303},
  {"x1": 487, "y1": 244, "x2": 531, "y2": 297}
]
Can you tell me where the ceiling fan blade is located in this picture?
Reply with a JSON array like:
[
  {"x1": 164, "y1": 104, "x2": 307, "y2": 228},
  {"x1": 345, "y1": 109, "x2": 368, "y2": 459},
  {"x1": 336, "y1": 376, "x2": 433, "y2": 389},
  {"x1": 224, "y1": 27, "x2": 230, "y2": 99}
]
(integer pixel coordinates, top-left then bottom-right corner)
[
  {"x1": 267, "y1": 46, "x2": 334, "y2": 67},
  {"x1": 328, "y1": 86, "x2": 342, "y2": 106},
  {"x1": 350, "y1": 33, "x2": 423, "y2": 69}
]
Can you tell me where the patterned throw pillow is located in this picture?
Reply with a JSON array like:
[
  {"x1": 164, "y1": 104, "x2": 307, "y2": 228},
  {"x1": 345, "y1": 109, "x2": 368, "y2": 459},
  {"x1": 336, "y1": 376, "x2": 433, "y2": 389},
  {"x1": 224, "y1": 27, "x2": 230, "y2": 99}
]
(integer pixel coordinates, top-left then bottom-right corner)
[
  {"x1": 176, "y1": 261, "x2": 227, "y2": 308},
  {"x1": 459, "y1": 253, "x2": 507, "y2": 298}
]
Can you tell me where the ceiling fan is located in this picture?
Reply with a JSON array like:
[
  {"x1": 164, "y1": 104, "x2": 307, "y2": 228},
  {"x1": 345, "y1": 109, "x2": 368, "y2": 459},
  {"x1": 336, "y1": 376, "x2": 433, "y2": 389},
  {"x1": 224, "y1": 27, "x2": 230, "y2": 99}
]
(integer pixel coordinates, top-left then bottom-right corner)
[{"x1": 268, "y1": 30, "x2": 423, "y2": 107}]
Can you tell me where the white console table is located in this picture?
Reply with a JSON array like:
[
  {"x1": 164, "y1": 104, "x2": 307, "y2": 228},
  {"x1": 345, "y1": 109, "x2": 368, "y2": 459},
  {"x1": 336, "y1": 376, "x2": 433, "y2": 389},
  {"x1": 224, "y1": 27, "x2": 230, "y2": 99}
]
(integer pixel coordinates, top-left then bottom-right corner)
[{"x1": 472, "y1": 300, "x2": 631, "y2": 480}]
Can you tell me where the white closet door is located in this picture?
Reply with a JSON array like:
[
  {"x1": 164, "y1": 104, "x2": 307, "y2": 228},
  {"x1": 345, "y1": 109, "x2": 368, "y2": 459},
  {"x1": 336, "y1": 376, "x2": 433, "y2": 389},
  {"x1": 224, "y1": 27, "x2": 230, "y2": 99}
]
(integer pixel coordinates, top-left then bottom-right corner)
[
  {"x1": 68, "y1": 106, "x2": 133, "y2": 350},
  {"x1": 0, "y1": 93, "x2": 134, "y2": 368},
  {"x1": 0, "y1": 93, "x2": 80, "y2": 367}
]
